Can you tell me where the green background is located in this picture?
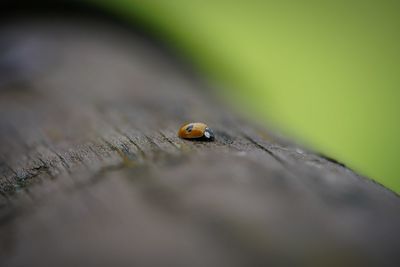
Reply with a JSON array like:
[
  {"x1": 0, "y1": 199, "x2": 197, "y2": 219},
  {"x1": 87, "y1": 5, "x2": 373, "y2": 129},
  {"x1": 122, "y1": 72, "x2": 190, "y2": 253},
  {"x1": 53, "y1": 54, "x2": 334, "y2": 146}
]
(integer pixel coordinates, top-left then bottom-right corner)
[{"x1": 96, "y1": 0, "x2": 400, "y2": 192}]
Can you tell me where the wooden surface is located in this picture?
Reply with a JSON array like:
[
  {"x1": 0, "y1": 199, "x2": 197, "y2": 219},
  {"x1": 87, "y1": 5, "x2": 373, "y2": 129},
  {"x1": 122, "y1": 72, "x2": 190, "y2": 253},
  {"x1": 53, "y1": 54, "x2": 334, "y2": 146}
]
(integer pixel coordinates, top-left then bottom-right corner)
[{"x1": 1, "y1": 17, "x2": 400, "y2": 267}]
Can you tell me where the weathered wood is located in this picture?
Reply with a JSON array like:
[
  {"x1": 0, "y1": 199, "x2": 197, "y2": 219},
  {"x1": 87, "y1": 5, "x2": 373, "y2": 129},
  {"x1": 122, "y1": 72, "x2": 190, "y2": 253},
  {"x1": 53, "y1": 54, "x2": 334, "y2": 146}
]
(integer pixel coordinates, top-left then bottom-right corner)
[{"x1": 1, "y1": 16, "x2": 399, "y2": 267}]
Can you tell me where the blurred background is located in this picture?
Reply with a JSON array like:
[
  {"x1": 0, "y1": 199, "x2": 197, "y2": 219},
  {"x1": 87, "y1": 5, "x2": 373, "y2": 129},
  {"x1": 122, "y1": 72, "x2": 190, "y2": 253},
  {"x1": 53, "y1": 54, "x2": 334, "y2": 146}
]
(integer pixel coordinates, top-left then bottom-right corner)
[
  {"x1": 94, "y1": 0, "x2": 400, "y2": 192},
  {"x1": 1, "y1": 2, "x2": 400, "y2": 265}
]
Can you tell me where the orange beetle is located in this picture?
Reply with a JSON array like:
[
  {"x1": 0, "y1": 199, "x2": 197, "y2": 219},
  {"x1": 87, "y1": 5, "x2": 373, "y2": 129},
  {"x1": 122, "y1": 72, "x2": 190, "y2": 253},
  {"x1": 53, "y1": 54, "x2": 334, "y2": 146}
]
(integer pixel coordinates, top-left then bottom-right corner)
[{"x1": 178, "y1": 122, "x2": 215, "y2": 141}]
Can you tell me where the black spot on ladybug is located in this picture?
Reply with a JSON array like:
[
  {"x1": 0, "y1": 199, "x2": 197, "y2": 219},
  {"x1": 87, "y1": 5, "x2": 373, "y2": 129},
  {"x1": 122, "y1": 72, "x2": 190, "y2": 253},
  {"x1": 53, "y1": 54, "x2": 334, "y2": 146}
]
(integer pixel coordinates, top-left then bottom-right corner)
[{"x1": 186, "y1": 124, "x2": 193, "y2": 132}]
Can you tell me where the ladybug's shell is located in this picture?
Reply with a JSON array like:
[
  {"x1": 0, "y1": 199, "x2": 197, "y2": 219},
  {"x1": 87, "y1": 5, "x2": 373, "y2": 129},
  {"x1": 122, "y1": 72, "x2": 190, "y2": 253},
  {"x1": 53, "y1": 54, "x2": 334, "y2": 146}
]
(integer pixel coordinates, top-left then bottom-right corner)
[{"x1": 178, "y1": 122, "x2": 207, "y2": 139}]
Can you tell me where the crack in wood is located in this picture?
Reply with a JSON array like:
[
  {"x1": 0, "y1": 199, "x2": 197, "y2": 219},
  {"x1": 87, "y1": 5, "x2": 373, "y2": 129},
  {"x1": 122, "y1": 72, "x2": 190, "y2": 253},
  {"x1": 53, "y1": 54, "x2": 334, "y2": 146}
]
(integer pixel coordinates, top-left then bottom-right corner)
[
  {"x1": 158, "y1": 131, "x2": 180, "y2": 150},
  {"x1": 243, "y1": 134, "x2": 286, "y2": 165}
]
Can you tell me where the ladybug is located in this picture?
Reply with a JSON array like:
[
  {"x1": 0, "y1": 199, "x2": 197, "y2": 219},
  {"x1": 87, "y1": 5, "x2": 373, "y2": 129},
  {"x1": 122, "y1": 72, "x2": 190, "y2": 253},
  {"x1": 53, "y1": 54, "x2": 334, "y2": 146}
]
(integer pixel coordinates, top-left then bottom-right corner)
[{"x1": 178, "y1": 122, "x2": 215, "y2": 141}]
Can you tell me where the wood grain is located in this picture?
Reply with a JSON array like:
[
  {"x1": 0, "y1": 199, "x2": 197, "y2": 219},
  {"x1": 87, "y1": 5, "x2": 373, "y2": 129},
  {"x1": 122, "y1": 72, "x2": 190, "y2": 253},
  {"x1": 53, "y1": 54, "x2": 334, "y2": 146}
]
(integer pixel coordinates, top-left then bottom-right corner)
[{"x1": 0, "y1": 16, "x2": 399, "y2": 267}]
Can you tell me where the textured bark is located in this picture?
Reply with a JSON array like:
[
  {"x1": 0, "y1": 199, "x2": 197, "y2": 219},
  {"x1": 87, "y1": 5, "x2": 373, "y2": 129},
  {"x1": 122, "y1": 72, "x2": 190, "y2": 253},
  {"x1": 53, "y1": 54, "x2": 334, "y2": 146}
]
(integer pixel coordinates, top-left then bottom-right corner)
[{"x1": 0, "y1": 16, "x2": 399, "y2": 267}]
